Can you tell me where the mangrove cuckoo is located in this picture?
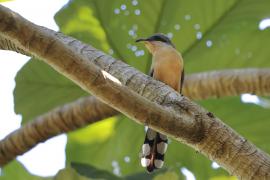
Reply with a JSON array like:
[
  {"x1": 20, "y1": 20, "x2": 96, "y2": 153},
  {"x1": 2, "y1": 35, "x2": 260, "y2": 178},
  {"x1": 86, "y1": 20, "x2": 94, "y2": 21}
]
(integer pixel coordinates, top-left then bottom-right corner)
[{"x1": 136, "y1": 33, "x2": 184, "y2": 173}]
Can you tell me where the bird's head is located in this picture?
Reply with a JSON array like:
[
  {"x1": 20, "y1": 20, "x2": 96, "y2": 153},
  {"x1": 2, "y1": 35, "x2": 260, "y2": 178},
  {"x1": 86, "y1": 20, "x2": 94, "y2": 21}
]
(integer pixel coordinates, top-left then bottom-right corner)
[{"x1": 135, "y1": 33, "x2": 175, "y2": 54}]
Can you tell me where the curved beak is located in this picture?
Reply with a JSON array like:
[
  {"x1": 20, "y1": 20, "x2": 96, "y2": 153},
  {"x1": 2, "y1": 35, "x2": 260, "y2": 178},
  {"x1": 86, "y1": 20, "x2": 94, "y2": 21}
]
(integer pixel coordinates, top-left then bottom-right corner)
[{"x1": 135, "y1": 38, "x2": 149, "y2": 43}]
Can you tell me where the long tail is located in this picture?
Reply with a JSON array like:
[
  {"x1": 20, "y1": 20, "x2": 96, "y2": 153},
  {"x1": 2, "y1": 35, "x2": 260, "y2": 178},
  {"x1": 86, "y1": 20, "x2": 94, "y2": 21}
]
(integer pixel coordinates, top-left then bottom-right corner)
[{"x1": 140, "y1": 128, "x2": 168, "y2": 173}]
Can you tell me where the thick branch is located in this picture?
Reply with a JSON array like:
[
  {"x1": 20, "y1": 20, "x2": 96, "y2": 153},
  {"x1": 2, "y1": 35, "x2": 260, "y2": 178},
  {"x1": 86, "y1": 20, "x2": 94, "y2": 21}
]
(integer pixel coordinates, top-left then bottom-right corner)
[
  {"x1": 2, "y1": 14, "x2": 270, "y2": 171},
  {"x1": 184, "y1": 69, "x2": 270, "y2": 100},
  {"x1": 1, "y1": 33, "x2": 270, "y2": 100},
  {"x1": 0, "y1": 69, "x2": 270, "y2": 166},
  {"x1": 0, "y1": 5, "x2": 270, "y2": 179},
  {"x1": 0, "y1": 96, "x2": 117, "y2": 165}
]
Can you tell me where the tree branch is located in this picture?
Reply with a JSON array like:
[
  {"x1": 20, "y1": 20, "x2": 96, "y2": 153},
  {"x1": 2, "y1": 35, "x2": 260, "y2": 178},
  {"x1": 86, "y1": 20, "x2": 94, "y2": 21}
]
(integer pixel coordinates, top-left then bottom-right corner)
[
  {"x1": 1, "y1": 30, "x2": 270, "y2": 100},
  {"x1": 184, "y1": 68, "x2": 270, "y2": 100},
  {"x1": 1, "y1": 68, "x2": 270, "y2": 167},
  {"x1": 0, "y1": 96, "x2": 117, "y2": 166},
  {"x1": 2, "y1": 26, "x2": 270, "y2": 171},
  {"x1": 0, "y1": 5, "x2": 270, "y2": 179}
]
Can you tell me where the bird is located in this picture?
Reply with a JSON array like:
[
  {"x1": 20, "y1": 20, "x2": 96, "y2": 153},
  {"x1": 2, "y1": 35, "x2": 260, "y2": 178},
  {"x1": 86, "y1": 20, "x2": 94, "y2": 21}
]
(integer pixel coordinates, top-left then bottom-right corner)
[{"x1": 135, "y1": 33, "x2": 184, "y2": 173}]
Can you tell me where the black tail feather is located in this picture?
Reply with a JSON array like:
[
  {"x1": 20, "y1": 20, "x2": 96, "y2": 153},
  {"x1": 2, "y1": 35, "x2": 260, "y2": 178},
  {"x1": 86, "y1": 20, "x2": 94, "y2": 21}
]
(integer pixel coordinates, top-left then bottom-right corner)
[{"x1": 141, "y1": 128, "x2": 168, "y2": 173}]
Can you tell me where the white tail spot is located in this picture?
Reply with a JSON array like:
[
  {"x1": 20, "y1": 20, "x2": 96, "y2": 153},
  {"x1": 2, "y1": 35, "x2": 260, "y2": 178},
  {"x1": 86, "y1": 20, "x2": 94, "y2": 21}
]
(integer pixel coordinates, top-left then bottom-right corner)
[
  {"x1": 154, "y1": 159, "x2": 164, "y2": 168},
  {"x1": 157, "y1": 142, "x2": 168, "y2": 154},
  {"x1": 141, "y1": 157, "x2": 150, "y2": 167},
  {"x1": 142, "y1": 144, "x2": 151, "y2": 156}
]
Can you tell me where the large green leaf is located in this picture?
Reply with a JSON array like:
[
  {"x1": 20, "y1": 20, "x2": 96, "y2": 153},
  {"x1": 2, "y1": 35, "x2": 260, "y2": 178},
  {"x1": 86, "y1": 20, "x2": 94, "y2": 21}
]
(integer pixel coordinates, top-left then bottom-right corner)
[
  {"x1": 184, "y1": 0, "x2": 270, "y2": 72},
  {"x1": 0, "y1": 161, "x2": 52, "y2": 180},
  {"x1": 54, "y1": 167, "x2": 92, "y2": 180},
  {"x1": 66, "y1": 116, "x2": 145, "y2": 175},
  {"x1": 70, "y1": 162, "x2": 174, "y2": 180},
  {"x1": 71, "y1": 162, "x2": 122, "y2": 180},
  {"x1": 13, "y1": 0, "x2": 270, "y2": 179},
  {"x1": 14, "y1": 59, "x2": 88, "y2": 123},
  {"x1": 210, "y1": 176, "x2": 237, "y2": 180}
]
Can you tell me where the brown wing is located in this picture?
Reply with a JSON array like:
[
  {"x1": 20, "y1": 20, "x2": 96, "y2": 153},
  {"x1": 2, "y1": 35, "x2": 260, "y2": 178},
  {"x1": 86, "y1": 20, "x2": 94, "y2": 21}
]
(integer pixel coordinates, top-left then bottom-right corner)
[{"x1": 149, "y1": 68, "x2": 184, "y2": 93}]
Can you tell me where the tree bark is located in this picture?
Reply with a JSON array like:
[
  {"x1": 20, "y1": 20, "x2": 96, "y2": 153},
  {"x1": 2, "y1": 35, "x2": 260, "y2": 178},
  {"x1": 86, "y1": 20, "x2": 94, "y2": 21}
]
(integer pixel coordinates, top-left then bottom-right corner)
[
  {"x1": 184, "y1": 69, "x2": 270, "y2": 100},
  {"x1": 1, "y1": 23, "x2": 270, "y2": 101},
  {"x1": 0, "y1": 69, "x2": 269, "y2": 167},
  {"x1": 0, "y1": 5, "x2": 270, "y2": 179},
  {"x1": 1, "y1": 69, "x2": 269, "y2": 168},
  {"x1": 0, "y1": 96, "x2": 117, "y2": 166},
  {"x1": 0, "y1": 33, "x2": 31, "y2": 56}
]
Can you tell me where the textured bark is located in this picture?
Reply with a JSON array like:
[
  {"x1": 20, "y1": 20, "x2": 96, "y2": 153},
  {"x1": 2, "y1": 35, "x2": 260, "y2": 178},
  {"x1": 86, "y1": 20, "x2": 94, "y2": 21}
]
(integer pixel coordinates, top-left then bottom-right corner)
[
  {"x1": 184, "y1": 69, "x2": 270, "y2": 100},
  {"x1": 0, "y1": 69, "x2": 270, "y2": 167},
  {"x1": 0, "y1": 33, "x2": 31, "y2": 56},
  {"x1": 1, "y1": 69, "x2": 270, "y2": 167},
  {"x1": 1, "y1": 28, "x2": 270, "y2": 100},
  {"x1": 0, "y1": 96, "x2": 117, "y2": 166},
  {"x1": 1, "y1": 5, "x2": 270, "y2": 179}
]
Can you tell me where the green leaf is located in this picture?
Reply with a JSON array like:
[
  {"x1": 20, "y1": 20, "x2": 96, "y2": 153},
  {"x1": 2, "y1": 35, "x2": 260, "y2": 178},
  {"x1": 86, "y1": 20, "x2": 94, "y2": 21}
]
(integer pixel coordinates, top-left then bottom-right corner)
[
  {"x1": 55, "y1": 1, "x2": 110, "y2": 53},
  {"x1": 210, "y1": 176, "x2": 237, "y2": 180},
  {"x1": 66, "y1": 117, "x2": 145, "y2": 175},
  {"x1": 125, "y1": 171, "x2": 166, "y2": 180},
  {"x1": 184, "y1": 0, "x2": 270, "y2": 73},
  {"x1": 69, "y1": 117, "x2": 117, "y2": 144},
  {"x1": 54, "y1": 167, "x2": 92, "y2": 180},
  {"x1": 153, "y1": 171, "x2": 179, "y2": 180},
  {"x1": 70, "y1": 162, "x2": 168, "y2": 180},
  {"x1": 0, "y1": 161, "x2": 52, "y2": 180},
  {"x1": 14, "y1": 59, "x2": 88, "y2": 123},
  {"x1": 71, "y1": 162, "x2": 121, "y2": 180}
]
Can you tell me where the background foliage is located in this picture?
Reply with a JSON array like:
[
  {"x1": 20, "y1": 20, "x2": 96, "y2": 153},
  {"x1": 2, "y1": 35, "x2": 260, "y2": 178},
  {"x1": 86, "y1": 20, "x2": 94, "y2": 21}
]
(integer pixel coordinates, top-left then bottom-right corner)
[{"x1": 2, "y1": 0, "x2": 270, "y2": 179}]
